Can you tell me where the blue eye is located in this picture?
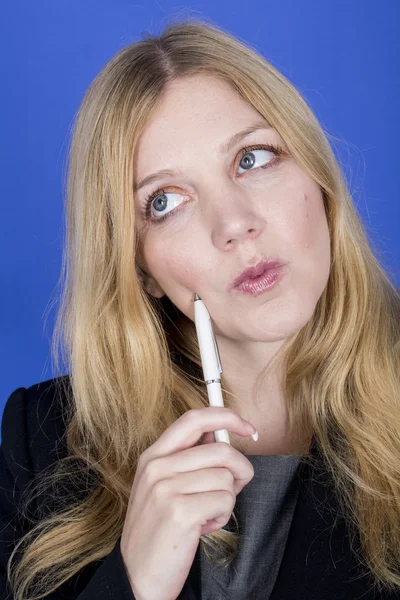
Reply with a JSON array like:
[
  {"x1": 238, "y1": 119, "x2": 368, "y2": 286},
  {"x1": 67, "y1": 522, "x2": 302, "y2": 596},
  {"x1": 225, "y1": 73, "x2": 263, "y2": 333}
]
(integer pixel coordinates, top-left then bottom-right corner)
[{"x1": 140, "y1": 142, "x2": 285, "y2": 225}]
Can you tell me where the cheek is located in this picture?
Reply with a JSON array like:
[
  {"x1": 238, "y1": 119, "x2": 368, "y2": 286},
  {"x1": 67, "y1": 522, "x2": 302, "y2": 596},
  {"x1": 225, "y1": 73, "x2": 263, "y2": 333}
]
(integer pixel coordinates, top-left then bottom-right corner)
[
  {"x1": 294, "y1": 189, "x2": 328, "y2": 253},
  {"x1": 294, "y1": 190, "x2": 331, "y2": 291},
  {"x1": 143, "y1": 236, "x2": 204, "y2": 290}
]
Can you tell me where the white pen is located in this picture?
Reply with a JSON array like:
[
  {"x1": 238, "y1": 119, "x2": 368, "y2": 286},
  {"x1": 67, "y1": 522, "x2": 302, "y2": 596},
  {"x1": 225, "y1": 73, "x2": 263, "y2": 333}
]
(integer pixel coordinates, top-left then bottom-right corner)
[{"x1": 193, "y1": 293, "x2": 258, "y2": 444}]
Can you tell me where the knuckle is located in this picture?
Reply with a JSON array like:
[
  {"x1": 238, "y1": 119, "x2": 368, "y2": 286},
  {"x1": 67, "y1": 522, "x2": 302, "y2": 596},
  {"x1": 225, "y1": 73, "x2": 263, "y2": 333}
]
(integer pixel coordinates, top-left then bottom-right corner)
[
  {"x1": 136, "y1": 451, "x2": 147, "y2": 469},
  {"x1": 223, "y1": 469, "x2": 235, "y2": 493},
  {"x1": 219, "y1": 441, "x2": 235, "y2": 460},
  {"x1": 222, "y1": 489, "x2": 235, "y2": 509},
  {"x1": 141, "y1": 458, "x2": 159, "y2": 486},
  {"x1": 228, "y1": 407, "x2": 242, "y2": 421},
  {"x1": 222, "y1": 407, "x2": 237, "y2": 421},
  {"x1": 152, "y1": 478, "x2": 170, "y2": 501},
  {"x1": 182, "y1": 409, "x2": 200, "y2": 424},
  {"x1": 246, "y1": 462, "x2": 255, "y2": 480},
  {"x1": 221, "y1": 468, "x2": 235, "y2": 487},
  {"x1": 183, "y1": 407, "x2": 242, "y2": 435},
  {"x1": 189, "y1": 408, "x2": 202, "y2": 418}
]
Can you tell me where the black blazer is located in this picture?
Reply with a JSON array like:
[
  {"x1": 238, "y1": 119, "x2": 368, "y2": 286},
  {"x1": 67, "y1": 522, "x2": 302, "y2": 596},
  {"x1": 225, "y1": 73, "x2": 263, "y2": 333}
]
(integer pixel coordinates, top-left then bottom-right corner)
[{"x1": 0, "y1": 376, "x2": 398, "y2": 599}]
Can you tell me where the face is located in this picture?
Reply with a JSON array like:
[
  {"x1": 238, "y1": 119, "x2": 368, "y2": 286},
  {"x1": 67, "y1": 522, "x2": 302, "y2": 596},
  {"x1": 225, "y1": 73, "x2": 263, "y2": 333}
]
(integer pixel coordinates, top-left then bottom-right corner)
[{"x1": 133, "y1": 74, "x2": 331, "y2": 350}]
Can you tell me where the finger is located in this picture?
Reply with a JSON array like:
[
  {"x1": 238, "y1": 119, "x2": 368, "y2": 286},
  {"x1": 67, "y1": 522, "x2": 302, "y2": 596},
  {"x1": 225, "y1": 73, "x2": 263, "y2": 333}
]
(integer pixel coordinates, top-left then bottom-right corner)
[
  {"x1": 165, "y1": 442, "x2": 254, "y2": 489},
  {"x1": 148, "y1": 407, "x2": 256, "y2": 459}
]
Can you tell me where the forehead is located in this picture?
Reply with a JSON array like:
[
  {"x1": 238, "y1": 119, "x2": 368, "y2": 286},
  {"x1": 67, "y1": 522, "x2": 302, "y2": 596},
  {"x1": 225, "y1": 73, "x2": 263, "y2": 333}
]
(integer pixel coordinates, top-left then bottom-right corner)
[{"x1": 134, "y1": 74, "x2": 266, "y2": 174}]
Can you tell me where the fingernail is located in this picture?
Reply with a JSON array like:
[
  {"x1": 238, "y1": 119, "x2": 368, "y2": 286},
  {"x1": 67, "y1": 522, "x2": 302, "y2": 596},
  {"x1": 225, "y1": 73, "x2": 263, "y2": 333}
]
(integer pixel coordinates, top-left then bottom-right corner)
[{"x1": 243, "y1": 420, "x2": 258, "y2": 441}]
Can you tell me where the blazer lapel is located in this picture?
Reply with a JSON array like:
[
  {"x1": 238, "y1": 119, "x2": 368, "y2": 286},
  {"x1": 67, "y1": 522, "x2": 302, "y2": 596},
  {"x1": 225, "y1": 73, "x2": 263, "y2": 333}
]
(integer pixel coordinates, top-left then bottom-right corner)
[
  {"x1": 179, "y1": 438, "x2": 396, "y2": 599},
  {"x1": 269, "y1": 440, "x2": 389, "y2": 599}
]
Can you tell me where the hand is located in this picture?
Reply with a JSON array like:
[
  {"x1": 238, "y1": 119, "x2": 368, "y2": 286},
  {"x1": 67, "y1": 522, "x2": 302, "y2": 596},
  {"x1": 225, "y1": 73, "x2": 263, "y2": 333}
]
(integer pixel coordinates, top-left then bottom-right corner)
[{"x1": 120, "y1": 407, "x2": 257, "y2": 600}]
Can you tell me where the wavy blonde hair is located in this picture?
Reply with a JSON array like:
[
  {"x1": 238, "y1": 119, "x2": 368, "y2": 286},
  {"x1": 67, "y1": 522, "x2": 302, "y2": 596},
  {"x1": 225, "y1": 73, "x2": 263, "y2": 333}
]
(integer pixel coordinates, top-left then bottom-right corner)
[{"x1": 8, "y1": 16, "x2": 400, "y2": 599}]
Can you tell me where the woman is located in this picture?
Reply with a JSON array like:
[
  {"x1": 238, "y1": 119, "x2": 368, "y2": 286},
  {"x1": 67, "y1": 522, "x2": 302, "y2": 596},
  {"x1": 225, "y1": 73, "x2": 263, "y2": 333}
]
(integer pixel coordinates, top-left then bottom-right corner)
[{"x1": 1, "y1": 17, "x2": 400, "y2": 600}]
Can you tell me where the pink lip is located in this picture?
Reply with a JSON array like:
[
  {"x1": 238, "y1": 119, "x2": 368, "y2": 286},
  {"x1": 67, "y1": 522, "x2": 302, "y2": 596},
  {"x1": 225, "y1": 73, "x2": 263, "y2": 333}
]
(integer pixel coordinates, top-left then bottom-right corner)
[
  {"x1": 230, "y1": 259, "x2": 286, "y2": 291},
  {"x1": 232, "y1": 265, "x2": 287, "y2": 296}
]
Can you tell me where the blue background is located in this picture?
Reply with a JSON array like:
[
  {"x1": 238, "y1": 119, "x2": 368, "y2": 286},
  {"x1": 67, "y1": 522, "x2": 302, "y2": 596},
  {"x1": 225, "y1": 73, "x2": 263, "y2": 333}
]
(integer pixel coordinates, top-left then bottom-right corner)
[{"x1": 1, "y1": 0, "x2": 399, "y2": 420}]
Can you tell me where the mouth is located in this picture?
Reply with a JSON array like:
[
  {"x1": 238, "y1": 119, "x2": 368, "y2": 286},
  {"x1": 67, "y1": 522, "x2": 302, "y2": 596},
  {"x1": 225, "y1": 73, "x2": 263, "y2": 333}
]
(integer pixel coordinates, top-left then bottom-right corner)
[{"x1": 230, "y1": 258, "x2": 286, "y2": 291}]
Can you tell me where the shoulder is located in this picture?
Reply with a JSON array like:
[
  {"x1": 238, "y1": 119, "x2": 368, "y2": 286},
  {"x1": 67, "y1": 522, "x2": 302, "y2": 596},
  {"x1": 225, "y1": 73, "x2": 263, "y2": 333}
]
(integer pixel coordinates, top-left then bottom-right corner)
[{"x1": 1, "y1": 376, "x2": 72, "y2": 487}]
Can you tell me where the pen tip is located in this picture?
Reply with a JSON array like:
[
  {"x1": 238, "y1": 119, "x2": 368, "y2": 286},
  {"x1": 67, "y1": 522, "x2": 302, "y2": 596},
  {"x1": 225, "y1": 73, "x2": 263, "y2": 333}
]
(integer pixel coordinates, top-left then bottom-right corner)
[{"x1": 194, "y1": 293, "x2": 201, "y2": 301}]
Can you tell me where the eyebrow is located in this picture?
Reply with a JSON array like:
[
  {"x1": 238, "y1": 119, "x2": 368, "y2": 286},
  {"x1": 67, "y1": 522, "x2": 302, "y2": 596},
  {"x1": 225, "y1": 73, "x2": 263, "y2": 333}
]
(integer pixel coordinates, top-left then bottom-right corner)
[{"x1": 133, "y1": 120, "x2": 272, "y2": 193}]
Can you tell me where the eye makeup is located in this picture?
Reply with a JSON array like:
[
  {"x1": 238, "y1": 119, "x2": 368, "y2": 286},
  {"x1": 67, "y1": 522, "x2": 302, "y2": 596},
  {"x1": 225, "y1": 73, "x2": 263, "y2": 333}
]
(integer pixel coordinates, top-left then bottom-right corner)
[{"x1": 139, "y1": 142, "x2": 286, "y2": 225}]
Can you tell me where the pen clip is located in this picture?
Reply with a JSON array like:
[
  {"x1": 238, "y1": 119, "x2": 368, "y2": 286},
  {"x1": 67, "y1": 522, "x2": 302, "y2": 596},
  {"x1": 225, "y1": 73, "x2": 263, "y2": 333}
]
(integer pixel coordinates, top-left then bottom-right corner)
[{"x1": 209, "y1": 319, "x2": 222, "y2": 374}]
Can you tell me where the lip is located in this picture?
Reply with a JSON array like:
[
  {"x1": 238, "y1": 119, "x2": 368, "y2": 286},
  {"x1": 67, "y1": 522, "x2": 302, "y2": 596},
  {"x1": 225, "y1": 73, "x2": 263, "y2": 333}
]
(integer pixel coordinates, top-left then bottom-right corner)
[{"x1": 230, "y1": 258, "x2": 286, "y2": 291}]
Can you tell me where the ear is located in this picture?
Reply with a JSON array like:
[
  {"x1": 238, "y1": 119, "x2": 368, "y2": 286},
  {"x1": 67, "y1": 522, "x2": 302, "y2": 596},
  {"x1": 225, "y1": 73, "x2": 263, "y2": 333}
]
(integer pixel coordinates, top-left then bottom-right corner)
[
  {"x1": 137, "y1": 265, "x2": 165, "y2": 299},
  {"x1": 144, "y1": 276, "x2": 165, "y2": 299}
]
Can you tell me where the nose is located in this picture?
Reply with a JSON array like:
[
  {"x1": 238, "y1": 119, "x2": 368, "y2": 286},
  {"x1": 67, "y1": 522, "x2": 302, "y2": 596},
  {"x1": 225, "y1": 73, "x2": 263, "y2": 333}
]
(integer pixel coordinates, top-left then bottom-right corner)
[{"x1": 207, "y1": 188, "x2": 266, "y2": 250}]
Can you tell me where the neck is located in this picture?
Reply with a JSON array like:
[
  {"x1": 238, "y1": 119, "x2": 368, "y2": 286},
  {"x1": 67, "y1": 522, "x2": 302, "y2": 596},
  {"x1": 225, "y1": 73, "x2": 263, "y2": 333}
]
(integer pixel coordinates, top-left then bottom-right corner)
[{"x1": 220, "y1": 357, "x2": 312, "y2": 456}]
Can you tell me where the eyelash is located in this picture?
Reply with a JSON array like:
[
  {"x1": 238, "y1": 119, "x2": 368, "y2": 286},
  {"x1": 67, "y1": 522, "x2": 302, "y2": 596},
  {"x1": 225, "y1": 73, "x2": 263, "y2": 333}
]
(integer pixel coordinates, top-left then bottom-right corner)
[{"x1": 140, "y1": 143, "x2": 285, "y2": 225}]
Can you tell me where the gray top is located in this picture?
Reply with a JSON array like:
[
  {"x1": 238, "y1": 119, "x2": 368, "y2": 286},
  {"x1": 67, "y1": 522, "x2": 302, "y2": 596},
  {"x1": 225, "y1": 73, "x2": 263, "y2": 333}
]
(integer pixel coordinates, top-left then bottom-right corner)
[{"x1": 200, "y1": 453, "x2": 302, "y2": 600}]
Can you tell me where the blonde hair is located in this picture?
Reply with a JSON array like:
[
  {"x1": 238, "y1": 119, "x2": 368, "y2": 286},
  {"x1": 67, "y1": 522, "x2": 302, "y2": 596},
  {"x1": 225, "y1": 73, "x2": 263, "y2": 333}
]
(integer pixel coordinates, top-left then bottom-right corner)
[{"x1": 8, "y1": 16, "x2": 400, "y2": 599}]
